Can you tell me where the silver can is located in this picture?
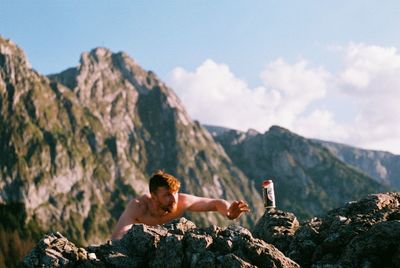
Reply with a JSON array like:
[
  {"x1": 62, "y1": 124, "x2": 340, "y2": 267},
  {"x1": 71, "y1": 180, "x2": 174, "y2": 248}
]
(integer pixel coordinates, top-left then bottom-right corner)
[{"x1": 262, "y1": 179, "x2": 276, "y2": 209}]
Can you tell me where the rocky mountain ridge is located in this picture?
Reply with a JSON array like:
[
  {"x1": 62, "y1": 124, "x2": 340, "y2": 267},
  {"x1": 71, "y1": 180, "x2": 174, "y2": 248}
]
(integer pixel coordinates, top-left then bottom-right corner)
[
  {"x1": 206, "y1": 124, "x2": 400, "y2": 191},
  {"x1": 1, "y1": 35, "x2": 397, "y2": 266},
  {"x1": 208, "y1": 125, "x2": 391, "y2": 219}
]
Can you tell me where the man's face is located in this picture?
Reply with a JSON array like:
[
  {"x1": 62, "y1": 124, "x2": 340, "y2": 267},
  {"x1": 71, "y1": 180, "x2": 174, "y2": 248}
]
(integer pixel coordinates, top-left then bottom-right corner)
[{"x1": 153, "y1": 186, "x2": 179, "y2": 213}]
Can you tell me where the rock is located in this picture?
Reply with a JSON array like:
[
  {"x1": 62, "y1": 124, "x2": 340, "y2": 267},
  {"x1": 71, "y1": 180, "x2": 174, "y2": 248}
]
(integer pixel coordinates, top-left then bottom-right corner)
[
  {"x1": 339, "y1": 220, "x2": 400, "y2": 267},
  {"x1": 288, "y1": 192, "x2": 400, "y2": 267},
  {"x1": 217, "y1": 253, "x2": 256, "y2": 268},
  {"x1": 22, "y1": 218, "x2": 299, "y2": 267},
  {"x1": 252, "y1": 208, "x2": 299, "y2": 253},
  {"x1": 23, "y1": 193, "x2": 400, "y2": 267},
  {"x1": 21, "y1": 232, "x2": 101, "y2": 267},
  {"x1": 87, "y1": 253, "x2": 97, "y2": 260},
  {"x1": 163, "y1": 217, "x2": 197, "y2": 235},
  {"x1": 149, "y1": 235, "x2": 184, "y2": 268},
  {"x1": 116, "y1": 223, "x2": 168, "y2": 257}
]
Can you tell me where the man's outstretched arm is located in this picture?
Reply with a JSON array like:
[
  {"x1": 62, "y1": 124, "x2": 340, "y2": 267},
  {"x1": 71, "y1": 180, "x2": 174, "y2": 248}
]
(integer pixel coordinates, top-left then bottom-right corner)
[{"x1": 181, "y1": 194, "x2": 250, "y2": 220}]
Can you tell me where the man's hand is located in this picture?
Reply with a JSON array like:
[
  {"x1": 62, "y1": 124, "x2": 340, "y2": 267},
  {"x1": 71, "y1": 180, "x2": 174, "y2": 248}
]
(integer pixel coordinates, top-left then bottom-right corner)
[{"x1": 227, "y1": 200, "x2": 250, "y2": 220}]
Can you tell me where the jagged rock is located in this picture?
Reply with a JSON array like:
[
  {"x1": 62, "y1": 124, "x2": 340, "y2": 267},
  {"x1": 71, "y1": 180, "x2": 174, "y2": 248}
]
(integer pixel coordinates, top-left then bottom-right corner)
[
  {"x1": 287, "y1": 192, "x2": 400, "y2": 267},
  {"x1": 21, "y1": 232, "x2": 102, "y2": 267},
  {"x1": 339, "y1": 220, "x2": 400, "y2": 267},
  {"x1": 22, "y1": 218, "x2": 299, "y2": 268},
  {"x1": 216, "y1": 253, "x2": 256, "y2": 268},
  {"x1": 22, "y1": 193, "x2": 400, "y2": 267},
  {"x1": 252, "y1": 208, "x2": 299, "y2": 253}
]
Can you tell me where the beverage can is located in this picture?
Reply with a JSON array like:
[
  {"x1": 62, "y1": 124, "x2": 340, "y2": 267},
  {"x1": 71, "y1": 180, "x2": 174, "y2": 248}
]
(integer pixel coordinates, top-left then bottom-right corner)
[{"x1": 262, "y1": 180, "x2": 275, "y2": 209}]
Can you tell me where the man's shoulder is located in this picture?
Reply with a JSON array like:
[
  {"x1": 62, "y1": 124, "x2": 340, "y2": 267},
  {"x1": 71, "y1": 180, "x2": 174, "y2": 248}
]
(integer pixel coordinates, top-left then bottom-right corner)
[
  {"x1": 127, "y1": 195, "x2": 149, "y2": 214},
  {"x1": 178, "y1": 193, "x2": 199, "y2": 208},
  {"x1": 178, "y1": 193, "x2": 193, "y2": 202}
]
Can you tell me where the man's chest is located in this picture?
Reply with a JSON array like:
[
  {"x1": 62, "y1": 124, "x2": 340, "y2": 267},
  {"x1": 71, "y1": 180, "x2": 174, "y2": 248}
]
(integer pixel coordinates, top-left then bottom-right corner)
[{"x1": 136, "y1": 210, "x2": 184, "y2": 225}]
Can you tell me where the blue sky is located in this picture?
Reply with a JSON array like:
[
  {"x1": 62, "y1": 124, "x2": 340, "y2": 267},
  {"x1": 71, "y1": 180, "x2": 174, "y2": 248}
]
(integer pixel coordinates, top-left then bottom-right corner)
[{"x1": 2, "y1": 1, "x2": 400, "y2": 154}]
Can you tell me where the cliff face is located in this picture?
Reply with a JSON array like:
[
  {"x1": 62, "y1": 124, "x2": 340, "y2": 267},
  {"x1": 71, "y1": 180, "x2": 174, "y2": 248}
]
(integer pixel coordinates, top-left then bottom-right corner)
[
  {"x1": 209, "y1": 125, "x2": 390, "y2": 219},
  {"x1": 0, "y1": 36, "x2": 263, "y2": 247}
]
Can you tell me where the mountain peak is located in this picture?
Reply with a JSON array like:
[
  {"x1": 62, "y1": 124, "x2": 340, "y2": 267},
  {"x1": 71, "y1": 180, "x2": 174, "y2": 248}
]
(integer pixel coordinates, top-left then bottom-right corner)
[
  {"x1": 78, "y1": 47, "x2": 113, "y2": 65},
  {"x1": 0, "y1": 35, "x2": 24, "y2": 57},
  {"x1": 0, "y1": 36, "x2": 32, "y2": 84},
  {"x1": 268, "y1": 125, "x2": 291, "y2": 134}
]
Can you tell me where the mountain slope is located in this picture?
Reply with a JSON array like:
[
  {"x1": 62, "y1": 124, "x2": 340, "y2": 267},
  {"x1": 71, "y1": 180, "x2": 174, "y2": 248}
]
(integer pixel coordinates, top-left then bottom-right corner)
[
  {"x1": 0, "y1": 36, "x2": 263, "y2": 252},
  {"x1": 314, "y1": 139, "x2": 400, "y2": 189},
  {"x1": 210, "y1": 125, "x2": 391, "y2": 219}
]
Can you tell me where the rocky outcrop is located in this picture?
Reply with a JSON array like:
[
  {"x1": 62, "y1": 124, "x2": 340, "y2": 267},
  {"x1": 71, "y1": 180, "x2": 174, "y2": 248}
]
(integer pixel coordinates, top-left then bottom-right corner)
[
  {"x1": 286, "y1": 192, "x2": 400, "y2": 267},
  {"x1": 252, "y1": 209, "x2": 299, "y2": 254},
  {"x1": 253, "y1": 192, "x2": 400, "y2": 267},
  {"x1": 22, "y1": 218, "x2": 299, "y2": 268},
  {"x1": 22, "y1": 192, "x2": 400, "y2": 267}
]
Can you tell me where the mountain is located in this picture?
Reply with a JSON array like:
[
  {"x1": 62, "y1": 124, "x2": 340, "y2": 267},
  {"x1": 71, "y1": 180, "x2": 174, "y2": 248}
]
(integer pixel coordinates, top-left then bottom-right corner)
[
  {"x1": 2, "y1": 34, "x2": 396, "y2": 267},
  {"x1": 314, "y1": 140, "x2": 400, "y2": 189},
  {"x1": 207, "y1": 125, "x2": 391, "y2": 219},
  {"x1": 0, "y1": 36, "x2": 263, "y2": 266}
]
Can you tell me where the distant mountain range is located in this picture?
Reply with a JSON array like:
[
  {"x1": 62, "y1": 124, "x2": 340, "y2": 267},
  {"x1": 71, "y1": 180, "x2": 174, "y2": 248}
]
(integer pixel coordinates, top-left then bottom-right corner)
[
  {"x1": 205, "y1": 125, "x2": 393, "y2": 218},
  {"x1": 0, "y1": 35, "x2": 397, "y2": 265},
  {"x1": 206, "y1": 124, "x2": 400, "y2": 190}
]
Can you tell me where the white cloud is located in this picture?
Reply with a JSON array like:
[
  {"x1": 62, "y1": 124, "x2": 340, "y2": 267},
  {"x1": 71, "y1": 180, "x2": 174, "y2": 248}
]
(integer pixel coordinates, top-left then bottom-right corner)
[
  {"x1": 340, "y1": 43, "x2": 400, "y2": 92},
  {"x1": 167, "y1": 58, "x2": 330, "y2": 132},
  {"x1": 166, "y1": 43, "x2": 400, "y2": 154},
  {"x1": 167, "y1": 59, "x2": 279, "y2": 131},
  {"x1": 294, "y1": 109, "x2": 350, "y2": 141},
  {"x1": 338, "y1": 43, "x2": 400, "y2": 153},
  {"x1": 260, "y1": 59, "x2": 331, "y2": 127}
]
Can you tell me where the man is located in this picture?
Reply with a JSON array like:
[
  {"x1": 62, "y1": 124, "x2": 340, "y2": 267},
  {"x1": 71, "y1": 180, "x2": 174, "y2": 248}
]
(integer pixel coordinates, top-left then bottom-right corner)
[{"x1": 111, "y1": 170, "x2": 250, "y2": 240}]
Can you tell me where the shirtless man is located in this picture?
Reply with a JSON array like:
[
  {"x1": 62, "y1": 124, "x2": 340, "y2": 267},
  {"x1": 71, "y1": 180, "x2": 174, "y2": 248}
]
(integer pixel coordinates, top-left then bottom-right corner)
[{"x1": 111, "y1": 170, "x2": 250, "y2": 240}]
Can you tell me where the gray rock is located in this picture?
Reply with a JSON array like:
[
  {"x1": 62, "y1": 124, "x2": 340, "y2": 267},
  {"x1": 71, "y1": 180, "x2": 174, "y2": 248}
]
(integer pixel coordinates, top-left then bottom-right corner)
[
  {"x1": 217, "y1": 253, "x2": 256, "y2": 268},
  {"x1": 288, "y1": 193, "x2": 400, "y2": 267},
  {"x1": 21, "y1": 192, "x2": 400, "y2": 268},
  {"x1": 22, "y1": 217, "x2": 299, "y2": 267},
  {"x1": 339, "y1": 220, "x2": 400, "y2": 267},
  {"x1": 252, "y1": 208, "x2": 299, "y2": 253},
  {"x1": 149, "y1": 235, "x2": 184, "y2": 268}
]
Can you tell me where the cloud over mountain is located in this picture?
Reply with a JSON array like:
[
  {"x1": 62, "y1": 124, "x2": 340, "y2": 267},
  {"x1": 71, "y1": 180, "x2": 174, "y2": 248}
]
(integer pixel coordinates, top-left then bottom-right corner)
[
  {"x1": 167, "y1": 43, "x2": 400, "y2": 154},
  {"x1": 167, "y1": 58, "x2": 329, "y2": 132}
]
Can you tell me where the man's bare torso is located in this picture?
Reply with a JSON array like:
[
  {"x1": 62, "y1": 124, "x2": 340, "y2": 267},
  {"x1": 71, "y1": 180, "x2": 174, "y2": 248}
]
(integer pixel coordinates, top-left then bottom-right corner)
[
  {"x1": 130, "y1": 193, "x2": 187, "y2": 225},
  {"x1": 111, "y1": 189, "x2": 249, "y2": 240}
]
